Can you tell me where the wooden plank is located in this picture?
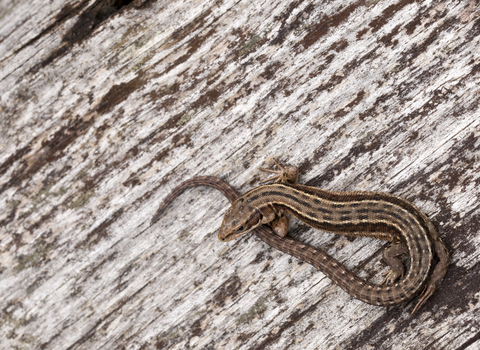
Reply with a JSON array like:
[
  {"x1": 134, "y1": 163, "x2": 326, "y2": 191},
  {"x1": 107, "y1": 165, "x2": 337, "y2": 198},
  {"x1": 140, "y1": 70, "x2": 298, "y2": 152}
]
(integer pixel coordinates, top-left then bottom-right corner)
[{"x1": 1, "y1": 0, "x2": 479, "y2": 349}]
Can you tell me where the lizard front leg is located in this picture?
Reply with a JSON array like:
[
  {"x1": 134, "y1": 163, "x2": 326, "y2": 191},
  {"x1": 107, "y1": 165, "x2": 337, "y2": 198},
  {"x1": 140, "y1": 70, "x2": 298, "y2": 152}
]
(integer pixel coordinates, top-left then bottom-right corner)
[
  {"x1": 260, "y1": 158, "x2": 299, "y2": 184},
  {"x1": 260, "y1": 159, "x2": 298, "y2": 237}
]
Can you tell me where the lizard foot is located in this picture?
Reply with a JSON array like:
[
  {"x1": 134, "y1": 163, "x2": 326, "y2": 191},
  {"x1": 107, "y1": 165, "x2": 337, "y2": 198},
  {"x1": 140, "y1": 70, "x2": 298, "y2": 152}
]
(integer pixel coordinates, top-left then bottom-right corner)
[
  {"x1": 381, "y1": 269, "x2": 404, "y2": 286},
  {"x1": 260, "y1": 159, "x2": 299, "y2": 184},
  {"x1": 412, "y1": 282, "x2": 436, "y2": 314}
]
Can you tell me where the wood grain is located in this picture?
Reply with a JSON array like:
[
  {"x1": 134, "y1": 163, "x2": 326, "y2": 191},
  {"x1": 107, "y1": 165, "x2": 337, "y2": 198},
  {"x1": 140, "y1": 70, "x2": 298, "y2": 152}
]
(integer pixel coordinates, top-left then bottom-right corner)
[{"x1": 1, "y1": 0, "x2": 479, "y2": 349}]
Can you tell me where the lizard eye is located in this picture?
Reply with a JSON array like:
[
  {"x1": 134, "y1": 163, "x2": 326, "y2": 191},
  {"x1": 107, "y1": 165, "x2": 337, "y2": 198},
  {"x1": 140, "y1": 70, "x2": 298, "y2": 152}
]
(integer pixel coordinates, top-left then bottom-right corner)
[{"x1": 238, "y1": 226, "x2": 245, "y2": 231}]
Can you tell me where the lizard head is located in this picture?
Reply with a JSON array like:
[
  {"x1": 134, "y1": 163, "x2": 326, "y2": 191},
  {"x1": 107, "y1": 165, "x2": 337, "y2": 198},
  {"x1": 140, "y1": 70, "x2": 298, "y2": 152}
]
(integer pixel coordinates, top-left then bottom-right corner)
[{"x1": 218, "y1": 196, "x2": 262, "y2": 242}]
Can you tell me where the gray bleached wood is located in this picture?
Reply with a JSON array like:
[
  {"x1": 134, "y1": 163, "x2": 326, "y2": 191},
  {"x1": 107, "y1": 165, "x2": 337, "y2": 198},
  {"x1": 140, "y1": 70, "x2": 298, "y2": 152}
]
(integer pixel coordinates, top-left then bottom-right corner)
[{"x1": 1, "y1": 0, "x2": 480, "y2": 349}]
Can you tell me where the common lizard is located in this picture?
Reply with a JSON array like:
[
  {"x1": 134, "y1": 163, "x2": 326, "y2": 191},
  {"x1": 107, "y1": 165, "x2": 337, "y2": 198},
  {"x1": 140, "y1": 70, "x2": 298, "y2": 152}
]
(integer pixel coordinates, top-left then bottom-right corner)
[{"x1": 152, "y1": 160, "x2": 449, "y2": 313}]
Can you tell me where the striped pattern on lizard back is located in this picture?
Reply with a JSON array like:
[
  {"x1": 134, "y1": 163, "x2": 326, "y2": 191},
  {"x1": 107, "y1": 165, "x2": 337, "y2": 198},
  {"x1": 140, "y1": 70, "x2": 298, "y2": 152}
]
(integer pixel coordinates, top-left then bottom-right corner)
[{"x1": 236, "y1": 183, "x2": 434, "y2": 306}]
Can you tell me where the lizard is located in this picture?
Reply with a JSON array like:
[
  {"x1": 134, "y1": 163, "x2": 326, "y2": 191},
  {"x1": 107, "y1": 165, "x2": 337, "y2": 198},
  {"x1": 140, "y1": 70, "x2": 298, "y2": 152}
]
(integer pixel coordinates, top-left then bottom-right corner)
[{"x1": 152, "y1": 160, "x2": 449, "y2": 313}]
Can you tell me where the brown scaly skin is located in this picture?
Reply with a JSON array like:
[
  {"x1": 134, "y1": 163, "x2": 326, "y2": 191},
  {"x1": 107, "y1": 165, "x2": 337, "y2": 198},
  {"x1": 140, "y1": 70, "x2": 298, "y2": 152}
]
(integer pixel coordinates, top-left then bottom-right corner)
[{"x1": 152, "y1": 161, "x2": 449, "y2": 313}]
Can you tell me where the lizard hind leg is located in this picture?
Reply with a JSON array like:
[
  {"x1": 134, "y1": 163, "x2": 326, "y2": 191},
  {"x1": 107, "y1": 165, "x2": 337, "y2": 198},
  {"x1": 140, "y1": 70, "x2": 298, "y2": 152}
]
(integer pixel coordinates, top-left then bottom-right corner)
[
  {"x1": 260, "y1": 159, "x2": 299, "y2": 184},
  {"x1": 411, "y1": 238, "x2": 450, "y2": 314},
  {"x1": 381, "y1": 243, "x2": 408, "y2": 285}
]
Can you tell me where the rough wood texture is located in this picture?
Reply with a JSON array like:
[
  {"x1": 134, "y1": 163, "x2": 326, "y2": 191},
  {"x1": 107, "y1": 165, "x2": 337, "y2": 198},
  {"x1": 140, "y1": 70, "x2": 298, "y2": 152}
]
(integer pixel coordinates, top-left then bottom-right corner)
[{"x1": 1, "y1": 0, "x2": 479, "y2": 349}]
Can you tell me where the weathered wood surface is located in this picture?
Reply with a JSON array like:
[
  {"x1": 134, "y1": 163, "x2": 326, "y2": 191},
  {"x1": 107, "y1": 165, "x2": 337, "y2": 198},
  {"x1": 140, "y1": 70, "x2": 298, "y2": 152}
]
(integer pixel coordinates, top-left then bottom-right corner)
[{"x1": 1, "y1": 0, "x2": 480, "y2": 349}]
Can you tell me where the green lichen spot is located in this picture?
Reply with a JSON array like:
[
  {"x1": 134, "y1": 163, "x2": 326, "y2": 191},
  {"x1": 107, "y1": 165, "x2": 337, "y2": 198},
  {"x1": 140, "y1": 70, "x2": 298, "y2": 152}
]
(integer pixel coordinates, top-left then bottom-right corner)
[
  {"x1": 177, "y1": 110, "x2": 195, "y2": 126},
  {"x1": 69, "y1": 189, "x2": 94, "y2": 208},
  {"x1": 238, "y1": 25, "x2": 272, "y2": 56},
  {"x1": 15, "y1": 243, "x2": 52, "y2": 272},
  {"x1": 178, "y1": 231, "x2": 190, "y2": 241},
  {"x1": 235, "y1": 296, "x2": 269, "y2": 325},
  {"x1": 239, "y1": 34, "x2": 262, "y2": 56},
  {"x1": 19, "y1": 184, "x2": 69, "y2": 219}
]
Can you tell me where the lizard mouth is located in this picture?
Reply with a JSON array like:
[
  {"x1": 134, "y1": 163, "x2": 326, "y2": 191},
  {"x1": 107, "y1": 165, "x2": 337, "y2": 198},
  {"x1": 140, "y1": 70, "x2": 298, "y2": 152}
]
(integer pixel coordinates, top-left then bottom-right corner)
[
  {"x1": 218, "y1": 211, "x2": 262, "y2": 242},
  {"x1": 218, "y1": 220, "x2": 244, "y2": 242},
  {"x1": 218, "y1": 228, "x2": 243, "y2": 242}
]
